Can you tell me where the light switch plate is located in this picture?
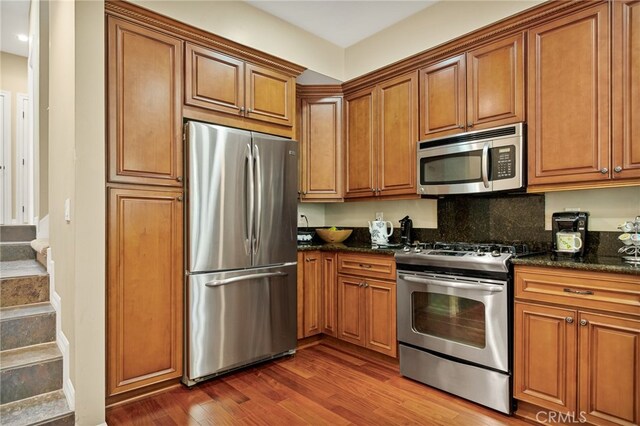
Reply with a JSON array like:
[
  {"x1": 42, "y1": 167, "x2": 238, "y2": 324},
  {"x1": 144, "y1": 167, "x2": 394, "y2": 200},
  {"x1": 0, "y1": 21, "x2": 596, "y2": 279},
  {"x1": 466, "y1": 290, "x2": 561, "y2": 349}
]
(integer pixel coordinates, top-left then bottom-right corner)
[{"x1": 64, "y1": 198, "x2": 71, "y2": 223}]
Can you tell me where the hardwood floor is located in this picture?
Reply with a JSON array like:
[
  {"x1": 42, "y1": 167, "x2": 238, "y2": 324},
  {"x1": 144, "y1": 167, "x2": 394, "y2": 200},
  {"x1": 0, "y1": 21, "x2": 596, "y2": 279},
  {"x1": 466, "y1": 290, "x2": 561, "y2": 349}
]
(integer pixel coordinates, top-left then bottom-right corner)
[{"x1": 106, "y1": 344, "x2": 529, "y2": 425}]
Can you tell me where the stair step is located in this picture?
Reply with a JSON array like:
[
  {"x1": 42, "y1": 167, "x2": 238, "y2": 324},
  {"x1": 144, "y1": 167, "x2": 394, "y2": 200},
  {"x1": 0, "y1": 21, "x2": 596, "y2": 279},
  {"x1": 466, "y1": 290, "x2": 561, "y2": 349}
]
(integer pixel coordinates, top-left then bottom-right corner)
[
  {"x1": 0, "y1": 303, "x2": 55, "y2": 351},
  {"x1": 0, "y1": 242, "x2": 36, "y2": 262},
  {"x1": 0, "y1": 343, "x2": 63, "y2": 405},
  {"x1": 1, "y1": 262, "x2": 49, "y2": 308},
  {"x1": 0, "y1": 390, "x2": 73, "y2": 426},
  {"x1": 0, "y1": 226, "x2": 36, "y2": 243}
]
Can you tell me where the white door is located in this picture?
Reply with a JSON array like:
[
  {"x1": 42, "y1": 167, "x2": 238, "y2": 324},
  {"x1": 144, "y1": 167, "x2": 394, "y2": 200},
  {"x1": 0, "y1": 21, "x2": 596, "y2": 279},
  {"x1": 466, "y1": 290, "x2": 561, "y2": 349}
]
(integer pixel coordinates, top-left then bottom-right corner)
[
  {"x1": 0, "y1": 91, "x2": 11, "y2": 225},
  {"x1": 16, "y1": 93, "x2": 31, "y2": 224}
]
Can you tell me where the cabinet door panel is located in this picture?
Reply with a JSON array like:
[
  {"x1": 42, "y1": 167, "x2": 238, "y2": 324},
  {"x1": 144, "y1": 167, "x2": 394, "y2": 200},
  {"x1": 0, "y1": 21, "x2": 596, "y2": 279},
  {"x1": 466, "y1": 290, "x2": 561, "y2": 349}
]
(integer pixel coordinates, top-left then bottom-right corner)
[
  {"x1": 365, "y1": 279, "x2": 397, "y2": 357},
  {"x1": 185, "y1": 43, "x2": 244, "y2": 116},
  {"x1": 378, "y1": 72, "x2": 418, "y2": 196},
  {"x1": 514, "y1": 302, "x2": 577, "y2": 413},
  {"x1": 107, "y1": 17, "x2": 183, "y2": 186},
  {"x1": 345, "y1": 88, "x2": 377, "y2": 198},
  {"x1": 613, "y1": 0, "x2": 640, "y2": 180},
  {"x1": 321, "y1": 253, "x2": 338, "y2": 337},
  {"x1": 337, "y1": 275, "x2": 366, "y2": 346},
  {"x1": 528, "y1": 5, "x2": 610, "y2": 186},
  {"x1": 579, "y1": 312, "x2": 640, "y2": 426},
  {"x1": 245, "y1": 63, "x2": 295, "y2": 127},
  {"x1": 300, "y1": 97, "x2": 343, "y2": 200},
  {"x1": 302, "y1": 252, "x2": 322, "y2": 337},
  {"x1": 467, "y1": 33, "x2": 524, "y2": 130},
  {"x1": 107, "y1": 188, "x2": 183, "y2": 397},
  {"x1": 419, "y1": 54, "x2": 466, "y2": 140}
]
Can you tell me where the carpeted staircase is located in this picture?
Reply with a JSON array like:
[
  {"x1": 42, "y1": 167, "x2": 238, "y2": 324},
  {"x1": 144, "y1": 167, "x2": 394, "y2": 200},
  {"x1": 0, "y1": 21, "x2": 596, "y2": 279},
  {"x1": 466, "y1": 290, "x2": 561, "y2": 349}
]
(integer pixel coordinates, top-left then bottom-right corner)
[{"x1": 0, "y1": 225, "x2": 74, "y2": 426}]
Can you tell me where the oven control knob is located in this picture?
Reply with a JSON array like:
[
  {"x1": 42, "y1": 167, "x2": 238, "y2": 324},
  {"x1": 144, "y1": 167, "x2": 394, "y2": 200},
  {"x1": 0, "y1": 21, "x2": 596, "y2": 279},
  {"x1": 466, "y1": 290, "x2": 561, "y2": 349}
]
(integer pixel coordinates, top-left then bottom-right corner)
[
  {"x1": 491, "y1": 250, "x2": 501, "y2": 257},
  {"x1": 413, "y1": 246, "x2": 422, "y2": 253}
]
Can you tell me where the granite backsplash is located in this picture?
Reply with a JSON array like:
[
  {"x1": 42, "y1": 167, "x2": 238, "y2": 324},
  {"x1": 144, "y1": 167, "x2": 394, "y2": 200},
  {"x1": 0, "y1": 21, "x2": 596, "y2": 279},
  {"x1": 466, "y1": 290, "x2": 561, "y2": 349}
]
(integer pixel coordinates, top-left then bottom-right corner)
[{"x1": 308, "y1": 194, "x2": 622, "y2": 258}]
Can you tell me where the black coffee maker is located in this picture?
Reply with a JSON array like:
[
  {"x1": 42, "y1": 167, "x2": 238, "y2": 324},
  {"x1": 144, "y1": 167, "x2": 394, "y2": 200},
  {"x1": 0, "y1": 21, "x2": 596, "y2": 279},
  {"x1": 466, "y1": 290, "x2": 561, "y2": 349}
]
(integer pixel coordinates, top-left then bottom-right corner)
[
  {"x1": 399, "y1": 216, "x2": 413, "y2": 246},
  {"x1": 552, "y1": 211, "x2": 589, "y2": 260}
]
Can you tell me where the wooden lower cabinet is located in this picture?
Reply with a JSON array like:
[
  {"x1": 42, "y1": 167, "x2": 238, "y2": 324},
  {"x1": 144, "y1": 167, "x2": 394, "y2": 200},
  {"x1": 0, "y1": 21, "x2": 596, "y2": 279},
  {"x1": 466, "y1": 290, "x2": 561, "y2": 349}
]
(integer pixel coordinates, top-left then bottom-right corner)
[
  {"x1": 297, "y1": 251, "x2": 322, "y2": 338},
  {"x1": 514, "y1": 266, "x2": 640, "y2": 426},
  {"x1": 337, "y1": 272, "x2": 397, "y2": 358},
  {"x1": 107, "y1": 187, "x2": 183, "y2": 401},
  {"x1": 321, "y1": 253, "x2": 338, "y2": 336}
]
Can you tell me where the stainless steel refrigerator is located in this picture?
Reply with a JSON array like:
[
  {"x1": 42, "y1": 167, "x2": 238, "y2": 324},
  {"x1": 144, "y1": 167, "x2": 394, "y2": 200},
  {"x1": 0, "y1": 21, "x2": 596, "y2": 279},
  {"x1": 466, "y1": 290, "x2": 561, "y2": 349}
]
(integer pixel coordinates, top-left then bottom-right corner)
[{"x1": 183, "y1": 121, "x2": 298, "y2": 386}]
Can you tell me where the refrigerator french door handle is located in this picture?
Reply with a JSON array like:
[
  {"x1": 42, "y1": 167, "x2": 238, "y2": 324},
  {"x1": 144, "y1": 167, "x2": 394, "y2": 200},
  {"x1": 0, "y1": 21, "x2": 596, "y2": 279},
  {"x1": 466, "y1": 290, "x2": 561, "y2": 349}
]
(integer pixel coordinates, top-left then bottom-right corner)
[
  {"x1": 253, "y1": 144, "x2": 263, "y2": 256},
  {"x1": 204, "y1": 271, "x2": 288, "y2": 287},
  {"x1": 245, "y1": 144, "x2": 254, "y2": 257}
]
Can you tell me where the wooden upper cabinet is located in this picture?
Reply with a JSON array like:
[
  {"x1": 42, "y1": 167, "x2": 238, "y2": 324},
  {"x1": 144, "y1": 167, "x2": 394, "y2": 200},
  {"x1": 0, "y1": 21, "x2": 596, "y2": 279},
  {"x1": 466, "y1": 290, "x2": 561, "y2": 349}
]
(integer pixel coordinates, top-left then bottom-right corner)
[
  {"x1": 419, "y1": 54, "x2": 466, "y2": 140},
  {"x1": 185, "y1": 43, "x2": 244, "y2": 116},
  {"x1": 184, "y1": 42, "x2": 296, "y2": 130},
  {"x1": 420, "y1": 33, "x2": 524, "y2": 141},
  {"x1": 107, "y1": 187, "x2": 184, "y2": 399},
  {"x1": 107, "y1": 17, "x2": 183, "y2": 187},
  {"x1": 344, "y1": 71, "x2": 418, "y2": 199},
  {"x1": 299, "y1": 96, "x2": 343, "y2": 201},
  {"x1": 245, "y1": 63, "x2": 295, "y2": 127},
  {"x1": 345, "y1": 87, "x2": 377, "y2": 198},
  {"x1": 613, "y1": 0, "x2": 640, "y2": 180},
  {"x1": 514, "y1": 302, "x2": 577, "y2": 414},
  {"x1": 467, "y1": 33, "x2": 524, "y2": 130},
  {"x1": 527, "y1": 4, "x2": 610, "y2": 187},
  {"x1": 378, "y1": 72, "x2": 418, "y2": 197}
]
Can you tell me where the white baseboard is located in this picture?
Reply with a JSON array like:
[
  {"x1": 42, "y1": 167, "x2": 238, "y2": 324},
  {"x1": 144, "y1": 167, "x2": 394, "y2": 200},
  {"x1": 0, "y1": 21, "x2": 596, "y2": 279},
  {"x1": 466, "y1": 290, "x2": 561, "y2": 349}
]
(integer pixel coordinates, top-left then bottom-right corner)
[{"x1": 47, "y1": 248, "x2": 76, "y2": 411}]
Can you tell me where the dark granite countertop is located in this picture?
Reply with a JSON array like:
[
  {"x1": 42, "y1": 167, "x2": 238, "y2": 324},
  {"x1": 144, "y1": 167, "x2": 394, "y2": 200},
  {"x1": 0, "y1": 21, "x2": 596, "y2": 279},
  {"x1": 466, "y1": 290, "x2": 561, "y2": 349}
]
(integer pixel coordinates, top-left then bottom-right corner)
[
  {"x1": 511, "y1": 254, "x2": 640, "y2": 276},
  {"x1": 297, "y1": 243, "x2": 397, "y2": 256}
]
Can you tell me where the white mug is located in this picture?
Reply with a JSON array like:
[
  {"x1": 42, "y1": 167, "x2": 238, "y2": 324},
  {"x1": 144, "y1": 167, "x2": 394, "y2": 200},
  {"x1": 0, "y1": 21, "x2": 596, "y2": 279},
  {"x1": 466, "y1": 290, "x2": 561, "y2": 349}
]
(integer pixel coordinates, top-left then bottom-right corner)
[
  {"x1": 368, "y1": 220, "x2": 393, "y2": 244},
  {"x1": 556, "y1": 231, "x2": 583, "y2": 252}
]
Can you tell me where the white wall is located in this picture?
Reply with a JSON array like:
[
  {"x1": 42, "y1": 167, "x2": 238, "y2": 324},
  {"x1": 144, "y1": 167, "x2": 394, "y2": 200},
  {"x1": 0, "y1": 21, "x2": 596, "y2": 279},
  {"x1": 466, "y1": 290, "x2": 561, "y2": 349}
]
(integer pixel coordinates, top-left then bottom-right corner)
[
  {"x1": 48, "y1": 0, "x2": 105, "y2": 423},
  {"x1": 545, "y1": 187, "x2": 640, "y2": 232}
]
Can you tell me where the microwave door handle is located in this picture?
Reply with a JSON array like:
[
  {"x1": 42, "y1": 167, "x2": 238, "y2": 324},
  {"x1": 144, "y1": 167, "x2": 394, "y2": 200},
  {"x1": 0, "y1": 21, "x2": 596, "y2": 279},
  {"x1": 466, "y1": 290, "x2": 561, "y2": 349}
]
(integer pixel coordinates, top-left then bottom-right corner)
[
  {"x1": 400, "y1": 275, "x2": 503, "y2": 293},
  {"x1": 481, "y1": 142, "x2": 490, "y2": 189}
]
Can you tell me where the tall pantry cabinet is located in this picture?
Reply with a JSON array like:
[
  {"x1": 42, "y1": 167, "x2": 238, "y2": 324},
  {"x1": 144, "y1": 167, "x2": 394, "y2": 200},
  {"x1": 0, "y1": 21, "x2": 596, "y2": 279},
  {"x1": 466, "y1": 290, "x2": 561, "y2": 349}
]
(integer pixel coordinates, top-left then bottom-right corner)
[{"x1": 106, "y1": 15, "x2": 184, "y2": 404}]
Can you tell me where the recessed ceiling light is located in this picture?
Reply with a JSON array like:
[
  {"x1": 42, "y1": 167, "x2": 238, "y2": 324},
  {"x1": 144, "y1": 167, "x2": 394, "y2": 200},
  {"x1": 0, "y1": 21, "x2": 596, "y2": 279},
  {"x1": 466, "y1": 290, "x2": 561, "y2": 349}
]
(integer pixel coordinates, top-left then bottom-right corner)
[{"x1": 17, "y1": 34, "x2": 29, "y2": 42}]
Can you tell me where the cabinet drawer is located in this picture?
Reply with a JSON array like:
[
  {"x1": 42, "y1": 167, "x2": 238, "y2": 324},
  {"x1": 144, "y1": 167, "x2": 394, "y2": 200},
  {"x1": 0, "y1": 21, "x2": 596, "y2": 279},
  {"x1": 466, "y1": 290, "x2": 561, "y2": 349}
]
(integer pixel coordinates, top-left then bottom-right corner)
[
  {"x1": 338, "y1": 253, "x2": 396, "y2": 280},
  {"x1": 515, "y1": 266, "x2": 640, "y2": 316}
]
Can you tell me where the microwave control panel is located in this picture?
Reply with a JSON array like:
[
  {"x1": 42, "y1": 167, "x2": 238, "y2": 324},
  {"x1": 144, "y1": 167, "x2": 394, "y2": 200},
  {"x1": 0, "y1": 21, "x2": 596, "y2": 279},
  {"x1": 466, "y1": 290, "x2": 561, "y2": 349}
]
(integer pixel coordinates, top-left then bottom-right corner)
[{"x1": 490, "y1": 146, "x2": 516, "y2": 180}]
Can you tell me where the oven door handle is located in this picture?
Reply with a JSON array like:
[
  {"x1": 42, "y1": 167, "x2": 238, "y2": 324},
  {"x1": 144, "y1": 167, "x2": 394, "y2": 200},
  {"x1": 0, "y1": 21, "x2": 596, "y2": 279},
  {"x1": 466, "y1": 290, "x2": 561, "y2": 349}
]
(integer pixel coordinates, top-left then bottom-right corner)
[{"x1": 400, "y1": 275, "x2": 503, "y2": 293}]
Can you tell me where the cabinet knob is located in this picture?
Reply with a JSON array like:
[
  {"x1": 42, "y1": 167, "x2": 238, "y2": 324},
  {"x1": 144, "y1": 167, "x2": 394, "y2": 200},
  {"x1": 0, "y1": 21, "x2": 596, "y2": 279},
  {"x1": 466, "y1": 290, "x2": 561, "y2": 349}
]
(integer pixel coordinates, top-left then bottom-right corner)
[
  {"x1": 176, "y1": 176, "x2": 183, "y2": 182},
  {"x1": 177, "y1": 195, "x2": 183, "y2": 202},
  {"x1": 580, "y1": 319, "x2": 588, "y2": 326},
  {"x1": 364, "y1": 282, "x2": 369, "y2": 288},
  {"x1": 565, "y1": 316, "x2": 574, "y2": 324},
  {"x1": 305, "y1": 258, "x2": 310, "y2": 262},
  {"x1": 359, "y1": 263, "x2": 372, "y2": 269},
  {"x1": 600, "y1": 167, "x2": 609, "y2": 174},
  {"x1": 467, "y1": 123, "x2": 473, "y2": 128},
  {"x1": 239, "y1": 107, "x2": 245, "y2": 114},
  {"x1": 458, "y1": 125, "x2": 464, "y2": 129},
  {"x1": 614, "y1": 166, "x2": 623, "y2": 173}
]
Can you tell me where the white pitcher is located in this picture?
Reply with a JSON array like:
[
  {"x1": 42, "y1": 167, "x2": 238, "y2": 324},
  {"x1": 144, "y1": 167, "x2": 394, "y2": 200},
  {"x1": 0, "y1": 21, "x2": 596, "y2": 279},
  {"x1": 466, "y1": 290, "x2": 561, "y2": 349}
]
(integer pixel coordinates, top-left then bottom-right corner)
[{"x1": 368, "y1": 220, "x2": 393, "y2": 245}]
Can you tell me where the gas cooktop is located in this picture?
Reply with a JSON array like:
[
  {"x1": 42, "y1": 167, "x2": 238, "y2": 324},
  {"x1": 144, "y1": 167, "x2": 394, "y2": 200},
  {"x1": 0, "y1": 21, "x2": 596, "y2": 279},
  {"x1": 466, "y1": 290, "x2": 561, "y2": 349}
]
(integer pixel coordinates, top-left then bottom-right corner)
[{"x1": 395, "y1": 242, "x2": 533, "y2": 274}]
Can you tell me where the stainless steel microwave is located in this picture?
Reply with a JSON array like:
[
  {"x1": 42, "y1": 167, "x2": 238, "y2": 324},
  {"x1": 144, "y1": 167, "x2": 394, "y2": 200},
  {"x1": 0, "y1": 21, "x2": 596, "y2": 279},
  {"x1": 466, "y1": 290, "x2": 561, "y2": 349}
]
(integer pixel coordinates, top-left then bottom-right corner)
[{"x1": 417, "y1": 123, "x2": 524, "y2": 196}]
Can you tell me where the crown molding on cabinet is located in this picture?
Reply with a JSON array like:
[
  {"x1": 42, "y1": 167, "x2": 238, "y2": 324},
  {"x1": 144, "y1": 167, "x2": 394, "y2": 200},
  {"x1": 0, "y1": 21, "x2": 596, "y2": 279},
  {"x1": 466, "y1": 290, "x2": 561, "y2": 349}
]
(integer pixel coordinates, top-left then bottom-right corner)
[
  {"x1": 296, "y1": 84, "x2": 344, "y2": 97},
  {"x1": 105, "y1": 0, "x2": 306, "y2": 77}
]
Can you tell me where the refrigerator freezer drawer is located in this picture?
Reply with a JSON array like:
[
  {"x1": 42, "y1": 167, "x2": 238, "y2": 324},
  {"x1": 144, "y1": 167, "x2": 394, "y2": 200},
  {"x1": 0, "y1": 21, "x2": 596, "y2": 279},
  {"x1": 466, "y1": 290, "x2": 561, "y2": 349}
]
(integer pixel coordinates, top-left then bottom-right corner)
[{"x1": 185, "y1": 264, "x2": 296, "y2": 383}]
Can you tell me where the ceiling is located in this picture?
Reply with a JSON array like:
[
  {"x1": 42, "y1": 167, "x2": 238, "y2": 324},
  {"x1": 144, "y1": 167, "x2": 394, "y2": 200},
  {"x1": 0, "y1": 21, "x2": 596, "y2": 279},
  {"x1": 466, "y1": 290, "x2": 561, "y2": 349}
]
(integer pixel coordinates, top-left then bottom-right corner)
[
  {"x1": 245, "y1": 0, "x2": 437, "y2": 48},
  {"x1": 1, "y1": 0, "x2": 439, "y2": 57},
  {"x1": 1, "y1": 0, "x2": 30, "y2": 57}
]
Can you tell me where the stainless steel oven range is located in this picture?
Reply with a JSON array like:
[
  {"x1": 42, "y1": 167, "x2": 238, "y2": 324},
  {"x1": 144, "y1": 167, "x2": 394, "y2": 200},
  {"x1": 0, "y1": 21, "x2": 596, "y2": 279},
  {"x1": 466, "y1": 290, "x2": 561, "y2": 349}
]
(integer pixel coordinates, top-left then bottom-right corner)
[{"x1": 396, "y1": 242, "x2": 529, "y2": 414}]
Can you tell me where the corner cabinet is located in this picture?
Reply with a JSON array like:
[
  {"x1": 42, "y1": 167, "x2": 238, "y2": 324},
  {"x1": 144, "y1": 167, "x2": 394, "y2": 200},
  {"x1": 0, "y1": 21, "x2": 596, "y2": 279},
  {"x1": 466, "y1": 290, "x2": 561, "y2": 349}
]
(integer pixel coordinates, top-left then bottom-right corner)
[
  {"x1": 298, "y1": 87, "x2": 343, "y2": 202},
  {"x1": 419, "y1": 33, "x2": 524, "y2": 140},
  {"x1": 344, "y1": 71, "x2": 419, "y2": 200},
  {"x1": 107, "y1": 187, "x2": 183, "y2": 401},
  {"x1": 514, "y1": 266, "x2": 640, "y2": 426},
  {"x1": 107, "y1": 16, "x2": 183, "y2": 187},
  {"x1": 184, "y1": 42, "x2": 297, "y2": 137}
]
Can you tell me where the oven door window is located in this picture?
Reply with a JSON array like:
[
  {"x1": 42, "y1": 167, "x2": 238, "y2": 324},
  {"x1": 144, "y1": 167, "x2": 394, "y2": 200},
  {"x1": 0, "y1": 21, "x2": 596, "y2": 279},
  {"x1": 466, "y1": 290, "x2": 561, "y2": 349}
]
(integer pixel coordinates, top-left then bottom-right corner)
[
  {"x1": 420, "y1": 150, "x2": 483, "y2": 185},
  {"x1": 412, "y1": 292, "x2": 486, "y2": 348}
]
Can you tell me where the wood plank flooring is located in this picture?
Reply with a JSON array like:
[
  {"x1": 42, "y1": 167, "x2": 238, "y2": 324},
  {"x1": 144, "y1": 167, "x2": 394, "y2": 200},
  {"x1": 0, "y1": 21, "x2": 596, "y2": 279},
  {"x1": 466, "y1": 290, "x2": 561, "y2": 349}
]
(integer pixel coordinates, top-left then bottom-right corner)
[{"x1": 106, "y1": 344, "x2": 529, "y2": 425}]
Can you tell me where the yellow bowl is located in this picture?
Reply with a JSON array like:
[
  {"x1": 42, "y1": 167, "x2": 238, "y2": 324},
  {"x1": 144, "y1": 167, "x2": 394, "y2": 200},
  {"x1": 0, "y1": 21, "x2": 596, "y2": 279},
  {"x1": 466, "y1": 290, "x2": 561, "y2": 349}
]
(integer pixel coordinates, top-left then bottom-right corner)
[{"x1": 315, "y1": 228, "x2": 352, "y2": 244}]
